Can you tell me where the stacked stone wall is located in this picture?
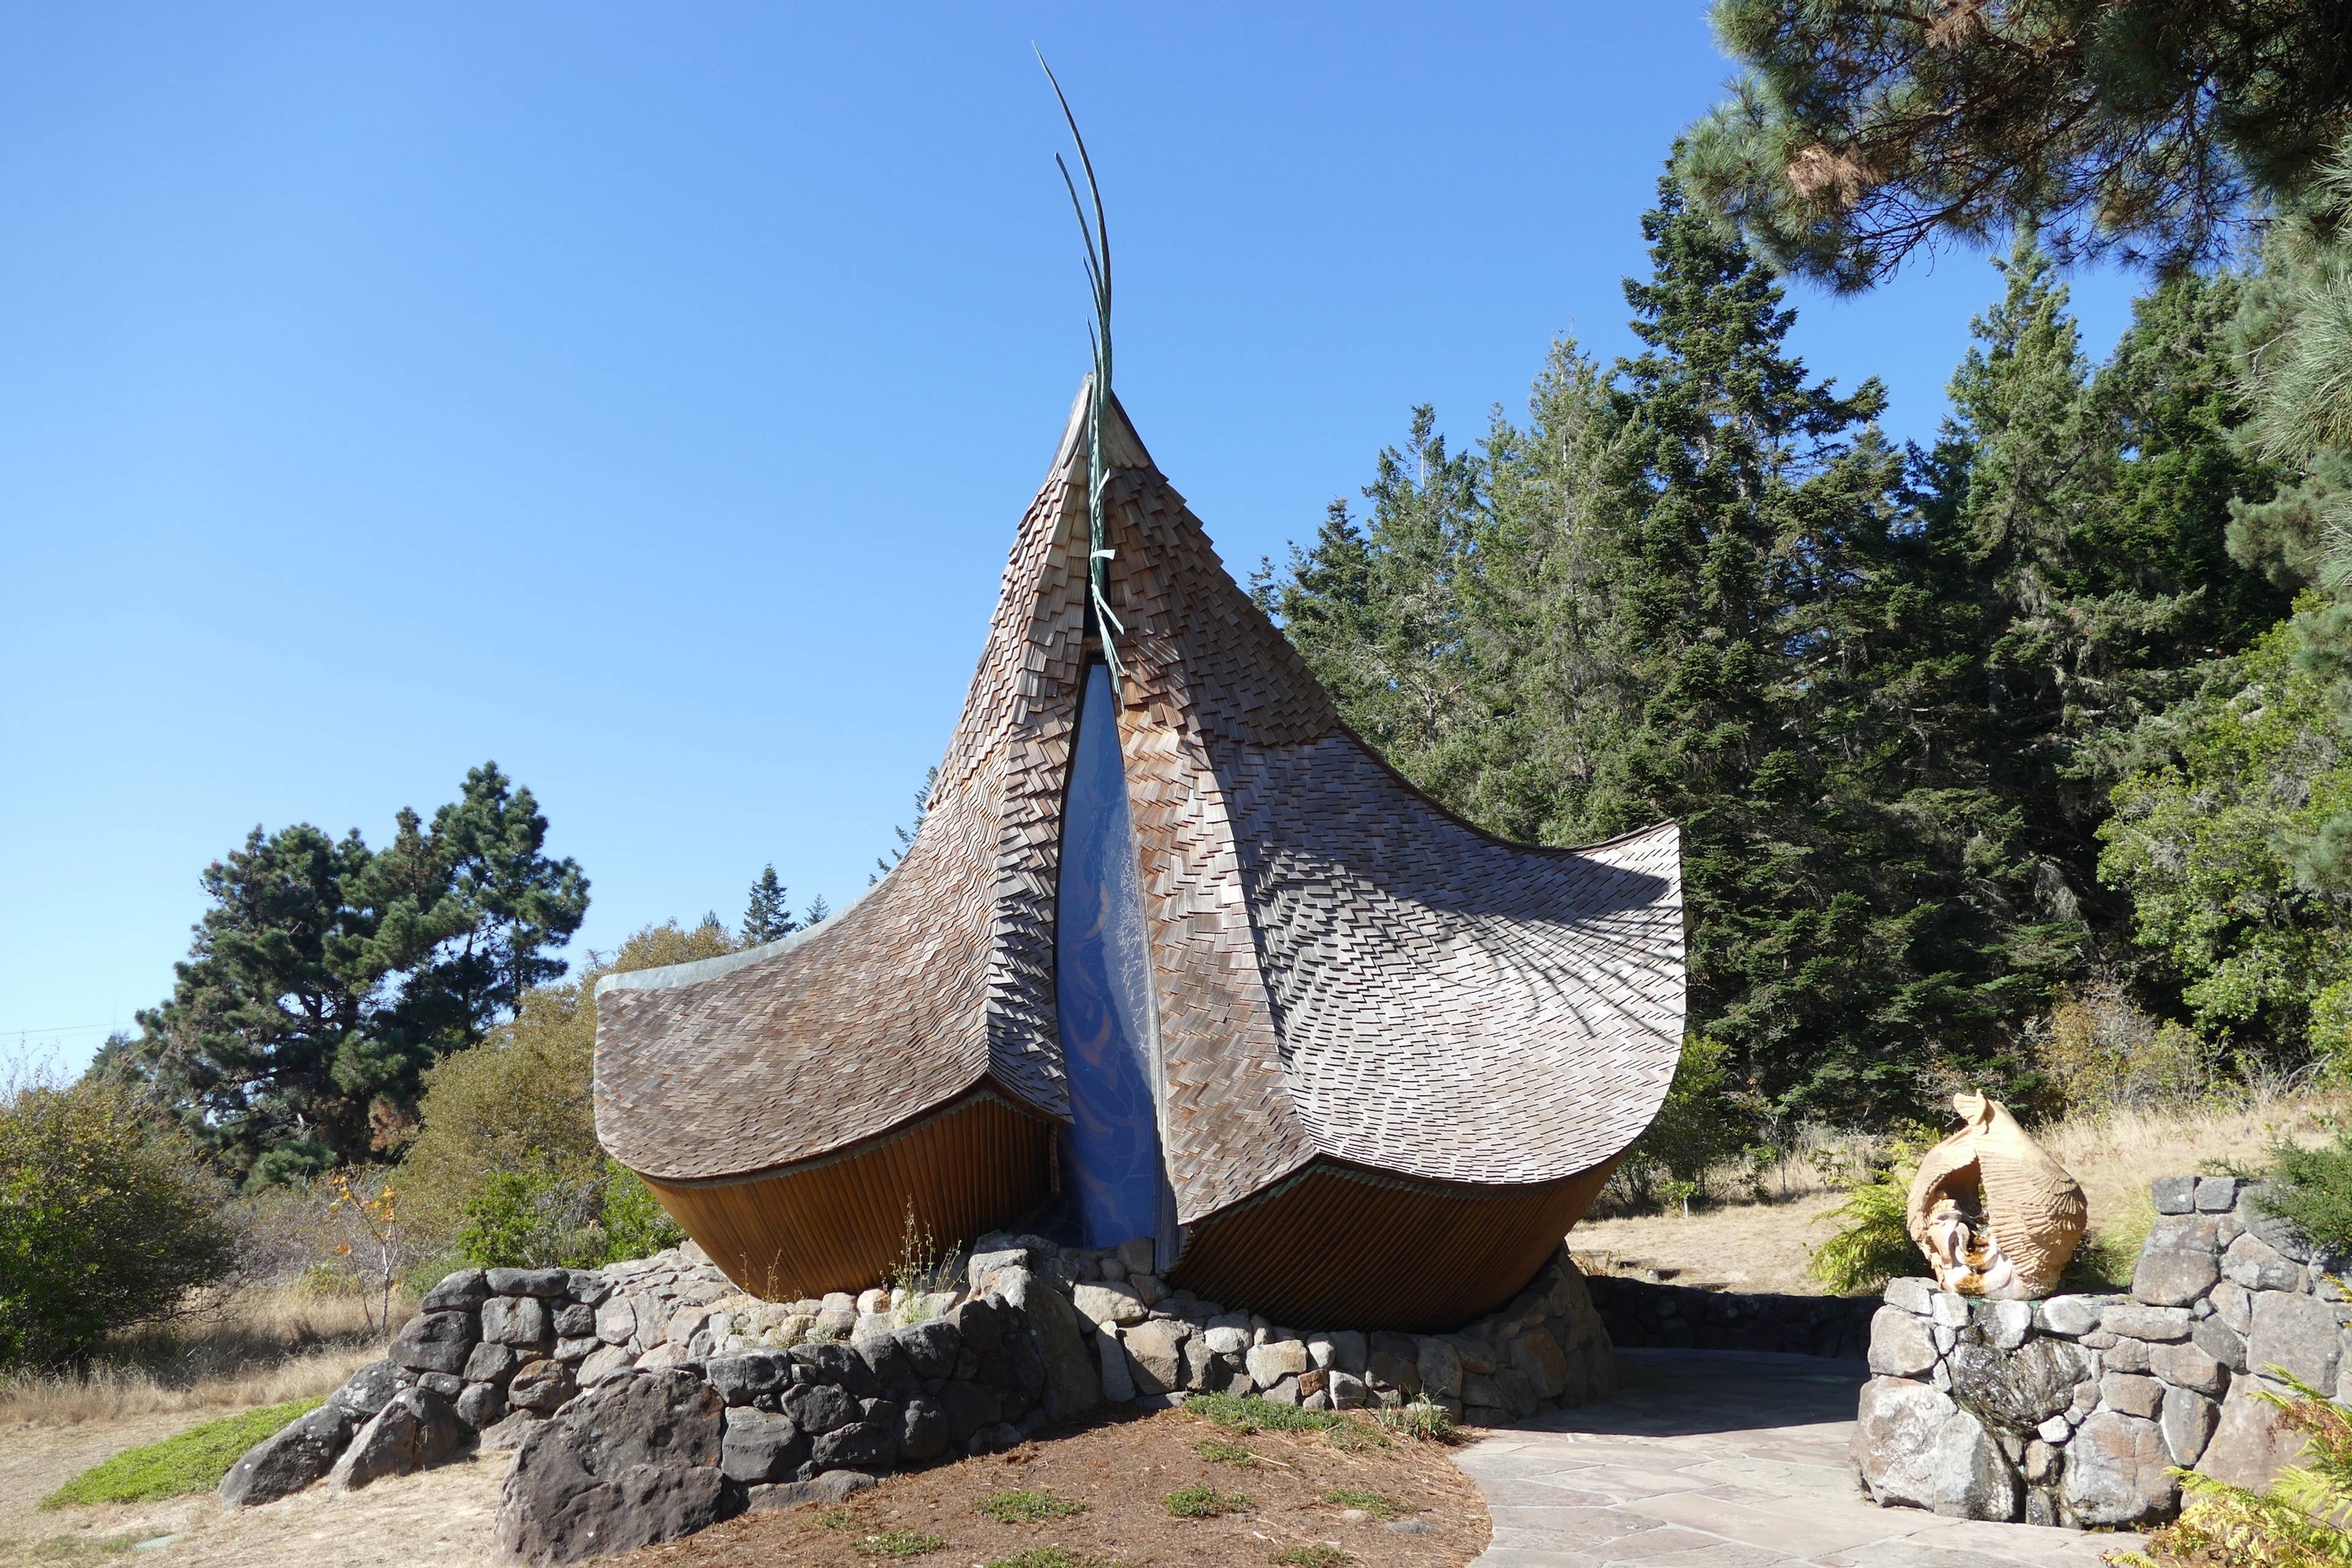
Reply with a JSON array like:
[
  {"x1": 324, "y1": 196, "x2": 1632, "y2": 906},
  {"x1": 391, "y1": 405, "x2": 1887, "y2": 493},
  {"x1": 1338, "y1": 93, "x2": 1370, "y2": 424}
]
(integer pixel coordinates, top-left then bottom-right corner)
[
  {"x1": 1853, "y1": 1174, "x2": 2351, "y2": 1528},
  {"x1": 1586, "y1": 1275, "x2": 1875, "y2": 1360},
  {"x1": 221, "y1": 1231, "x2": 1616, "y2": 1563}
]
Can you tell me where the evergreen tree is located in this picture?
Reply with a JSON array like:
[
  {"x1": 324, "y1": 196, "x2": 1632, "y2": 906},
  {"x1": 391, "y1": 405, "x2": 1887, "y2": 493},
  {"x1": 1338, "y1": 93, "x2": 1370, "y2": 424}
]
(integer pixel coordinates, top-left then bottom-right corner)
[
  {"x1": 871, "y1": 766, "x2": 939, "y2": 883},
  {"x1": 740, "y1": 865, "x2": 797, "y2": 945},
  {"x1": 802, "y1": 894, "x2": 831, "y2": 927},
  {"x1": 129, "y1": 764, "x2": 589, "y2": 1185}
]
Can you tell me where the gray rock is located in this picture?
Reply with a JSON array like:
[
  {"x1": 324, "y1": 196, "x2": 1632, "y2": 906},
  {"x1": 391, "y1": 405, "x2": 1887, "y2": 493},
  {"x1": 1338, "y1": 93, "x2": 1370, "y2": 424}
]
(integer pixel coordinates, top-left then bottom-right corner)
[
  {"x1": 2196, "y1": 1177, "x2": 2242, "y2": 1212},
  {"x1": 2199, "y1": 1378, "x2": 2313, "y2": 1491},
  {"x1": 417, "y1": 1371, "x2": 465, "y2": 1400},
  {"x1": 1414, "y1": 1336, "x2": 1463, "y2": 1400},
  {"x1": 1070, "y1": 1280, "x2": 1147, "y2": 1328},
  {"x1": 463, "y1": 1341, "x2": 521, "y2": 1384},
  {"x1": 331, "y1": 1387, "x2": 464, "y2": 1491},
  {"x1": 458, "y1": 1381, "x2": 508, "y2": 1430},
  {"x1": 1883, "y1": 1278, "x2": 1936, "y2": 1316},
  {"x1": 2134, "y1": 1249, "x2": 2220, "y2": 1308},
  {"x1": 745, "y1": 1468, "x2": 877, "y2": 1513},
  {"x1": 2151, "y1": 1340, "x2": 2230, "y2": 1396},
  {"x1": 493, "y1": 1370, "x2": 728, "y2": 1566},
  {"x1": 1096, "y1": 1327, "x2": 1135, "y2": 1403},
  {"x1": 1366, "y1": 1346, "x2": 1422, "y2": 1397},
  {"x1": 1929, "y1": 1292, "x2": 1970, "y2": 1329},
  {"x1": 594, "y1": 1298, "x2": 637, "y2": 1346},
  {"x1": 2103, "y1": 1304, "x2": 2194, "y2": 1342},
  {"x1": 706, "y1": 1351, "x2": 788, "y2": 1405},
  {"x1": 788, "y1": 1340, "x2": 877, "y2": 1399},
  {"x1": 391, "y1": 1311, "x2": 480, "y2": 1376},
  {"x1": 1122, "y1": 1319, "x2": 1191, "y2": 1396},
  {"x1": 564, "y1": 1270, "x2": 610, "y2": 1306},
  {"x1": 1117, "y1": 1237, "x2": 1154, "y2": 1273},
  {"x1": 578, "y1": 1347, "x2": 637, "y2": 1387},
  {"x1": 947, "y1": 1296, "x2": 1004, "y2": 1355},
  {"x1": 1329, "y1": 1371, "x2": 1370, "y2": 1409},
  {"x1": 219, "y1": 1403, "x2": 360, "y2": 1507},
  {"x1": 1247, "y1": 1338, "x2": 1313, "y2": 1386},
  {"x1": 1867, "y1": 1308, "x2": 1939, "y2": 1379},
  {"x1": 329, "y1": 1359, "x2": 404, "y2": 1417},
  {"x1": 422, "y1": 1269, "x2": 491, "y2": 1313},
  {"x1": 2195, "y1": 1315, "x2": 2249, "y2": 1373},
  {"x1": 938, "y1": 1379, "x2": 998, "y2": 1444},
  {"x1": 897, "y1": 1396, "x2": 951, "y2": 1463},
  {"x1": 810, "y1": 1420, "x2": 895, "y2": 1471},
  {"x1": 509, "y1": 1359, "x2": 578, "y2": 1415},
  {"x1": 2100, "y1": 1371, "x2": 2163, "y2": 1419},
  {"x1": 1850, "y1": 1378, "x2": 2015, "y2": 1519},
  {"x1": 720, "y1": 1407, "x2": 807, "y2": 1485},
  {"x1": 1323, "y1": 1330, "x2": 1370, "y2": 1375},
  {"x1": 967, "y1": 1421, "x2": 1023, "y2": 1455},
  {"x1": 478, "y1": 1411, "x2": 545, "y2": 1452},
  {"x1": 483, "y1": 1296, "x2": 551, "y2": 1349},
  {"x1": 780, "y1": 1382, "x2": 858, "y2": 1435},
  {"x1": 2249, "y1": 1291, "x2": 2343, "y2": 1388},
  {"x1": 993, "y1": 1267, "x2": 1099, "y2": 1422},
  {"x1": 2152, "y1": 1175, "x2": 2196, "y2": 1214},
  {"x1": 487, "y1": 1267, "x2": 571, "y2": 1297},
  {"x1": 1509, "y1": 1330, "x2": 1569, "y2": 1400},
  {"x1": 2162, "y1": 1385, "x2": 2219, "y2": 1466},
  {"x1": 2225, "y1": 1232, "x2": 2304, "y2": 1292},
  {"x1": 2036, "y1": 1296, "x2": 2105, "y2": 1337},
  {"x1": 2104, "y1": 1336, "x2": 2150, "y2": 1374},
  {"x1": 1130, "y1": 1273, "x2": 1167, "y2": 1308},
  {"x1": 893, "y1": 1318, "x2": 961, "y2": 1381},
  {"x1": 967, "y1": 1247, "x2": 1033, "y2": 1294},
  {"x1": 1977, "y1": 1300, "x2": 2032, "y2": 1351},
  {"x1": 2062, "y1": 1410, "x2": 2172, "y2": 1526},
  {"x1": 2150, "y1": 1213, "x2": 2222, "y2": 1253},
  {"x1": 552, "y1": 1303, "x2": 595, "y2": 1340}
]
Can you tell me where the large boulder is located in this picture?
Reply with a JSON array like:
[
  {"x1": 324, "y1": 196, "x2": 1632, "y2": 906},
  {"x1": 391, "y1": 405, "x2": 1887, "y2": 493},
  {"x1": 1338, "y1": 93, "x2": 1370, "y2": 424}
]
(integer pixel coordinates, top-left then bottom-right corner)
[
  {"x1": 495, "y1": 1369, "x2": 734, "y2": 1566},
  {"x1": 2062, "y1": 1410, "x2": 2173, "y2": 1526},
  {"x1": 1851, "y1": 1376, "x2": 2017, "y2": 1520},
  {"x1": 218, "y1": 1403, "x2": 360, "y2": 1507},
  {"x1": 2199, "y1": 1379, "x2": 2314, "y2": 1492},
  {"x1": 328, "y1": 1359, "x2": 403, "y2": 1418},
  {"x1": 330, "y1": 1387, "x2": 466, "y2": 1491},
  {"x1": 390, "y1": 1310, "x2": 480, "y2": 1376},
  {"x1": 993, "y1": 1268, "x2": 1098, "y2": 1421}
]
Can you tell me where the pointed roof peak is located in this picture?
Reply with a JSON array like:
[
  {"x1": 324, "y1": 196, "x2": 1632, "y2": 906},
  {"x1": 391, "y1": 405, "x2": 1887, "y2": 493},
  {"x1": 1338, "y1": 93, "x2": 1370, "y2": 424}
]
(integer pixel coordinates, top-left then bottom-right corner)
[{"x1": 1052, "y1": 375, "x2": 1154, "y2": 476}]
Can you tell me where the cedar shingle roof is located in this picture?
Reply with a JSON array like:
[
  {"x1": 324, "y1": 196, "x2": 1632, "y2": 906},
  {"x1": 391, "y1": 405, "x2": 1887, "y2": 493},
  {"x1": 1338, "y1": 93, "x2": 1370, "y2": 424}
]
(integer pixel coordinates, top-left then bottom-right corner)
[{"x1": 594, "y1": 385, "x2": 1685, "y2": 1219}]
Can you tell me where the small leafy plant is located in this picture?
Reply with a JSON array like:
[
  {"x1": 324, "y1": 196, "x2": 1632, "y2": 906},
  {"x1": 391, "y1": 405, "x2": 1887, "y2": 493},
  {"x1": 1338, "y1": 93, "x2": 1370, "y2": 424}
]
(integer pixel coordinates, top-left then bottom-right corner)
[
  {"x1": 1270, "y1": 1548, "x2": 1351, "y2": 1567},
  {"x1": 974, "y1": 1490, "x2": 1087, "y2": 1523},
  {"x1": 1319, "y1": 1487, "x2": 1413, "y2": 1520},
  {"x1": 984, "y1": 1550, "x2": 1122, "y2": 1568},
  {"x1": 855, "y1": 1528, "x2": 948, "y2": 1558},
  {"x1": 1808, "y1": 1126, "x2": 1936, "y2": 1294},
  {"x1": 1376, "y1": 1395, "x2": 1458, "y2": 1444},
  {"x1": 1196, "y1": 1437, "x2": 1258, "y2": 1464},
  {"x1": 1165, "y1": 1484, "x2": 1251, "y2": 1518}
]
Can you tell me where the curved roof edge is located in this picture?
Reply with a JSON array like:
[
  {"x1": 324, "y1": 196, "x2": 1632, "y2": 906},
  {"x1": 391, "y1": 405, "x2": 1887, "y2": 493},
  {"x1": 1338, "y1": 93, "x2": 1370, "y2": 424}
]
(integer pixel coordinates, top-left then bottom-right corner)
[{"x1": 594, "y1": 876, "x2": 886, "y2": 1000}]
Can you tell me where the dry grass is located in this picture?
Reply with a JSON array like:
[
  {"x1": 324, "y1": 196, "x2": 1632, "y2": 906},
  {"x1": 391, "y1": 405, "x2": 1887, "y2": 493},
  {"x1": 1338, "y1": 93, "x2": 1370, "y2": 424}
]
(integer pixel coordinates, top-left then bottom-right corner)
[
  {"x1": 0, "y1": 1286, "x2": 394, "y2": 1428},
  {"x1": 1573, "y1": 1091, "x2": 2348, "y2": 1297}
]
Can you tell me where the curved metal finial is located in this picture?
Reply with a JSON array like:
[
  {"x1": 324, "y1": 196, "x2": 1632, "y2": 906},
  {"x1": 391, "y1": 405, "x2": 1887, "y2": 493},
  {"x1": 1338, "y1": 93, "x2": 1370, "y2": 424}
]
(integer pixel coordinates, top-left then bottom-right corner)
[{"x1": 1036, "y1": 48, "x2": 1125, "y2": 689}]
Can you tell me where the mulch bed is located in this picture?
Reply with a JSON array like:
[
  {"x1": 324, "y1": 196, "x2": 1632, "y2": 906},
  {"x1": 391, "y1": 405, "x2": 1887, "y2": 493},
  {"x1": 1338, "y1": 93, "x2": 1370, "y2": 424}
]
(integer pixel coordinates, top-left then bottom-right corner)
[{"x1": 617, "y1": 1405, "x2": 1490, "y2": 1568}]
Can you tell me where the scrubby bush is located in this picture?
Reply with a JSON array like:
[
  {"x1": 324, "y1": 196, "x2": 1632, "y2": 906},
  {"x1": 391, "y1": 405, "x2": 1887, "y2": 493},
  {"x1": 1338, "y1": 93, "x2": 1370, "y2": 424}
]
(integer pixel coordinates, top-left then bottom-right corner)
[
  {"x1": 2242, "y1": 1126, "x2": 2352, "y2": 1255},
  {"x1": 1613, "y1": 1035, "x2": 1767, "y2": 1212},
  {"x1": 1807, "y1": 1129, "x2": 1932, "y2": 1295},
  {"x1": 398, "y1": 919, "x2": 723, "y2": 1268},
  {"x1": 0, "y1": 1074, "x2": 236, "y2": 1370}
]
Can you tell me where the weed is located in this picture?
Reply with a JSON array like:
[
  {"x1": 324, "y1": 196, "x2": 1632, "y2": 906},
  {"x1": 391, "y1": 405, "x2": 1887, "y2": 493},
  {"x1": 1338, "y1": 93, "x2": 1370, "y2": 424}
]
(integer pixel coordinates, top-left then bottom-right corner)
[
  {"x1": 1321, "y1": 1417, "x2": 1390, "y2": 1453},
  {"x1": 984, "y1": 1550, "x2": 1123, "y2": 1568},
  {"x1": 886, "y1": 1201, "x2": 961, "y2": 1325},
  {"x1": 1164, "y1": 1484, "x2": 1251, "y2": 1518},
  {"x1": 1376, "y1": 1395, "x2": 1458, "y2": 1444},
  {"x1": 1270, "y1": 1548, "x2": 1351, "y2": 1567},
  {"x1": 1319, "y1": 1487, "x2": 1413, "y2": 1520},
  {"x1": 1187, "y1": 1392, "x2": 1341, "y2": 1435},
  {"x1": 817, "y1": 1508, "x2": 856, "y2": 1531},
  {"x1": 855, "y1": 1528, "x2": 948, "y2": 1558},
  {"x1": 974, "y1": 1490, "x2": 1087, "y2": 1523},
  {"x1": 1196, "y1": 1437, "x2": 1257, "y2": 1465},
  {"x1": 12, "y1": 1536, "x2": 148, "y2": 1563},
  {"x1": 42, "y1": 1398, "x2": 321, "y2": 1507}
]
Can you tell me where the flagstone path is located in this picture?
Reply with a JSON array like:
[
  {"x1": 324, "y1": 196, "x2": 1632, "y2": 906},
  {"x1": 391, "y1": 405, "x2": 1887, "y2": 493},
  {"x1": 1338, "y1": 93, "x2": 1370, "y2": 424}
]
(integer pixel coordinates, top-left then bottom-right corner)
[{"x1": 1454, "y1": 1349, "x2": 2139, "y2": 1568}]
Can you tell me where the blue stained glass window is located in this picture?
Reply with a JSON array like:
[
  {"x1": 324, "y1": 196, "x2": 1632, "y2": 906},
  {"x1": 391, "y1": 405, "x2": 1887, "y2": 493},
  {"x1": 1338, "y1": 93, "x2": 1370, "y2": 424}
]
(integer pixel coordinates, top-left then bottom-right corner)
[{"x1": 1055, "y1": 662, "x2": 1172, "y2": 1257}]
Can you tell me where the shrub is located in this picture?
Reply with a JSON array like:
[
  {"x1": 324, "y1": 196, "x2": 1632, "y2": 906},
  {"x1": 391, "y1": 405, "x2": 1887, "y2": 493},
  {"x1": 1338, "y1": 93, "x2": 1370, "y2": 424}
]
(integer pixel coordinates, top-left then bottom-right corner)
[
  {"x1": 0, "y1": 1074, "x2": 236, "y2": 1370},
  {"x1": 42, "y1": 1396, "x2": 319, "y2": 1506},
  {"x1": 1376, "y1": 1395, "x2": 1458, "y2": 1444},
  {"x1": 2111, "y1": 1373, "x2": 2352, "y2": 1566},
  {"x1": 2239, "y1": 1128, "x2": 2352, "y2": 1255},
  {"x1": 1164, "y1": 1484, "x2": 1250, "y2": 1518},
  {"x1": 1807, "y1": 1128, "x2": 1934, "y2": 1295},
  {"x1": 1613, "y1": 1035, "x2": 1764, "y2": 1211}
]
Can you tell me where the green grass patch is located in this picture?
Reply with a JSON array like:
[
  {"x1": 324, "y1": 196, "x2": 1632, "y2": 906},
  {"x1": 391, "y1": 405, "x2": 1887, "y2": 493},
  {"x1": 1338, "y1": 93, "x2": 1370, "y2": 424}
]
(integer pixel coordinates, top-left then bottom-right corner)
[
  {"x1": 9, "y1": 1535, "x2": 150, "y2": 1563},
  {"x1": 1196, "y1": 1436, "x2": 1258, "y2": 1465},
  {"x1": 1319, "y1": 1487, "x2": 1414, "y2": 1520},
  {"x1": 982, "y1": 1550, "x2": 1123, "y2": 1568},
  {"x1": 1164, "y1": 1484, "x2": 1251, "y2": 1518},
  {"x1": 1270, "y1": 1548, "x2": 1351, "y2": 1567},
  {"x1": 974, "y1": 1490, "x2": 1087, "y2": 1523},
  {"x1": 854, "y1": 1528, "x2": 947, "y2": 1558},
  {"x1": 1185, "y1": 1392, "x2": 1387, "y2": 1451},
  {"x1": 818, "y1": 1508, "x2": 857, "y2": 1530},
  {"x1": 42, "y1": 1398, "x2": 321, "y2": 1509}
]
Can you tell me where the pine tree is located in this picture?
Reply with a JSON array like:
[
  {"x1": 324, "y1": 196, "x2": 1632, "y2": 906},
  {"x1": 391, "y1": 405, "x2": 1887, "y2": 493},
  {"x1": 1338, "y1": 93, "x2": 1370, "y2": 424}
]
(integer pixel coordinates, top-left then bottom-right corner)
[
  {"x1": 802, "y1": 894, "x2": 831, "y2": 927},
  {"x1": 870, "y1": 766, "x2": 938, "y2": 883},
  {"x1": 740, "y1": 865, "x2": 796, "y2": 945}
]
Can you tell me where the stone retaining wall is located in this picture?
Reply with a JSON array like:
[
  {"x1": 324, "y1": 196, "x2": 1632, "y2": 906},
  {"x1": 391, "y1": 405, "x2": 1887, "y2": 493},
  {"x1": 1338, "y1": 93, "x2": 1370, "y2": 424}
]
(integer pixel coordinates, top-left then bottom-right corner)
[
  {"x1": 222, "y1": 1231, "x2": 1616, "y2": 1563},
  {"x1": 1853, "y1": 1175, "x2": 2349, "y2": 1529},
  {"x1": 1586, "y1": 1275, "x2": 1875, "y2": 1360}
]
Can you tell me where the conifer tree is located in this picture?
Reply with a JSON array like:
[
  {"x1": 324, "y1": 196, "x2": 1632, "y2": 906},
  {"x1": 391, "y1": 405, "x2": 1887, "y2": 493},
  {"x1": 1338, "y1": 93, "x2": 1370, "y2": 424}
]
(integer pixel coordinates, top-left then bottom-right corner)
[{"x1": 740, "y1": 865, "x2": 796, "y2": 945}]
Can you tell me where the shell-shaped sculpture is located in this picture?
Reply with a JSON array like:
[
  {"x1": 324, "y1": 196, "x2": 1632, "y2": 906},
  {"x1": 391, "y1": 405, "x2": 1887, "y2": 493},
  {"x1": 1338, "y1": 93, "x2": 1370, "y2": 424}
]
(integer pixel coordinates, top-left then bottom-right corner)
[
  {"x1": 591, "y1": 386, "x2": 1688, "y2": 1330},
  {"x1": 1905, "y1": 1092, "x2": 2087, "y2": 1300}
]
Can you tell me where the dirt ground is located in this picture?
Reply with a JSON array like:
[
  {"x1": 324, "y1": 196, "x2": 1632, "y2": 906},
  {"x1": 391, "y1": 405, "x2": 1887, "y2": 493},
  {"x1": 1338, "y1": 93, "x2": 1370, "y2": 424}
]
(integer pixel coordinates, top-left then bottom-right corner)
[
  {"x1": 0, "y1": 1417, "x2": 503, "y2": 1568},
  {"x1": 620, "y1": 1406, "x2": 1489, "y2": 1568},
  {"x1": 1573, "y1": 1190, "x2": 1849, "y2": 1294}
]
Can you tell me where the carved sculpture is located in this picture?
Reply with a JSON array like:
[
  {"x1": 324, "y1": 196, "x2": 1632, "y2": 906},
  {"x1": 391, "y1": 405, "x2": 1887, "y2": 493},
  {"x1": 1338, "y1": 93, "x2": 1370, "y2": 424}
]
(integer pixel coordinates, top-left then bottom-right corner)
[{"x1": 1905, "y1": 1092, "x2": 2087, "y2": 1299}]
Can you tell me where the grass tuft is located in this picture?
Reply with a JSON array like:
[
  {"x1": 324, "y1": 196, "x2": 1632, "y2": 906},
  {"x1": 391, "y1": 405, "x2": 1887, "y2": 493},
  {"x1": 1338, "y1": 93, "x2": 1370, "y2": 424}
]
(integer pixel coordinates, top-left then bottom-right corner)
[
  {"x1": 855, "y1": 1528, "x2": 948, "y2": 1558},
  {"x1": 1165, "y1": 1484, "x2": 1251, "y2": 1518},
  {"x1": 974, "y1": 1490, "x2": 1088, "y2": 1523},
  {"x1": 1319, "y1": 1487, "x2": 1414, "y2": 1520},
  {"x1": 41, "y1": 1397, "x2": 322, "y2": 1507},
  {"x1": 1196, "y1": 1436, "x2": 1258, "y2": 1465},
  {"x1": 817, "y1": 1508, "x2": 857, "y2": 1531},
  {"x1": 1270, "y1": 1548, "x2": 1351, "y2": 1567},
  {"x1": 982, "y1": 1550, "x2": 1124, "y2": 1568},
  {"x1": 1376, "y1": 1396, "x2": 1458, "y2": 1444}
]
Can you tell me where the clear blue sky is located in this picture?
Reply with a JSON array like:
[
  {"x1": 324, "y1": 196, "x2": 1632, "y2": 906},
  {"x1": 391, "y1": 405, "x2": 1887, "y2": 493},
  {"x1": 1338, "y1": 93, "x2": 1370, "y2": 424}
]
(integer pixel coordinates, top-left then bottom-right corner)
[{"x1": 0, "y1": 4, "x2": 2144, "y2": 1071}]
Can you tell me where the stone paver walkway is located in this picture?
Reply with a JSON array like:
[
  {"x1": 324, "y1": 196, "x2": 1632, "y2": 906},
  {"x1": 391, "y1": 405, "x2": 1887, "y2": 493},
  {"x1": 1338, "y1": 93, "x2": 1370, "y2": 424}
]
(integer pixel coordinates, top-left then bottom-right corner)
[{"x1": 1454, "y1": 1349, "x2": 2138, "y2": 1568}]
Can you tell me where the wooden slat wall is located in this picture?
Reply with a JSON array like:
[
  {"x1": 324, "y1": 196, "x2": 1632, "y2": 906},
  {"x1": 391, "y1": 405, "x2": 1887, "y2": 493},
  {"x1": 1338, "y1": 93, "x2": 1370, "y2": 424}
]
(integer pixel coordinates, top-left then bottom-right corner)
[
  {"x1": 1169, "y1": 1157, "x2": 1618, "y2": 1332},
  {"x1": 643, "y1": 1091, "x2": 1055, "y2": 1300}
]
